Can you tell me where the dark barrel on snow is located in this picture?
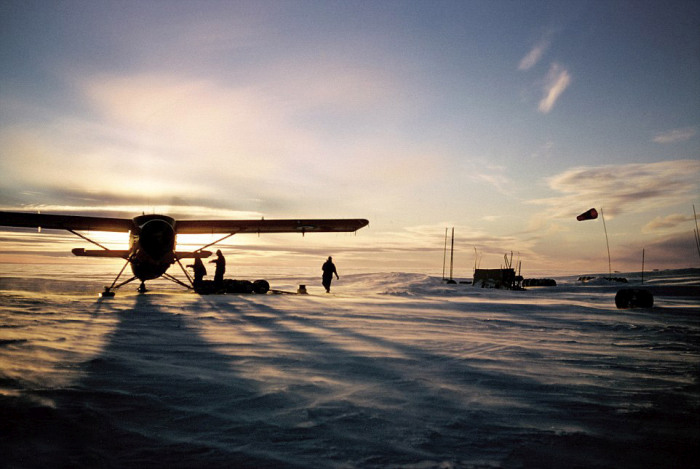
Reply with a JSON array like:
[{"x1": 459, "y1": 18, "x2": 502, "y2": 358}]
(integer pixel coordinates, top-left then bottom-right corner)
[
  {"x1": 615, "y1": 288, "x2": 654, "y2": 309},
  {"x1": 253, "y1": 279, "x2": 270, "y2": 294}
]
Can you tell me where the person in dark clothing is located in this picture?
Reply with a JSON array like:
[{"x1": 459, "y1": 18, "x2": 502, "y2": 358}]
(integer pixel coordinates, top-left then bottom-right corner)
[
  {"x1": 321, "y1": 256, "x2": 339, "y2": 293},
  {"x1": 187, "y1": 257, "x2": 207, "y2": 287},
  {"x1": 209, "y1": 250, "x2": 226, "y2": 286}
]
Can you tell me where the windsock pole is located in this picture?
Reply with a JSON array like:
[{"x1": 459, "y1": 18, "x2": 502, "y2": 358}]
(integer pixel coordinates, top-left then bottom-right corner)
[
  {"x1": 601, "y1": 208, "x2": 612, "y2": 277},
  {"x1": 693, "y1": 205, "x2": 700, "y2": 261}
]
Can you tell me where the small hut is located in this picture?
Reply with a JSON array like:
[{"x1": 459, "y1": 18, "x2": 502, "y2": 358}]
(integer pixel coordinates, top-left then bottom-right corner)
[{"x1": 473, "y1": 268, "x2": 522, "y2": 289}]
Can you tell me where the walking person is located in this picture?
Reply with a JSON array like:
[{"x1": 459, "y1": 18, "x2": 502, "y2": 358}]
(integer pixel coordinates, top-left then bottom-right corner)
[{"x1": 321, "y1": 256, "x2": 339, "y2": 293}]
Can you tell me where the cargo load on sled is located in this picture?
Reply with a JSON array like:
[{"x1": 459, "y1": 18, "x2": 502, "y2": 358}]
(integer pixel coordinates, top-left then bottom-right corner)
[{"x1": 195, "y1": 279, "x2": 270, "y2": 295}]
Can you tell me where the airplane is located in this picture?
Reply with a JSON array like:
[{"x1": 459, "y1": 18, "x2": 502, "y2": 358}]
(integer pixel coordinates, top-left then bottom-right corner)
[{"x1": 0, "y1": 211, "x2": 368, "y2": 296}]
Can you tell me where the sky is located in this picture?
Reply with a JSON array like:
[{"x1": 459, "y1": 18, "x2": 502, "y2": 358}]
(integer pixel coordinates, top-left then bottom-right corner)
[{"x1": 1, "y1": 0, "x2": 699, "y2": 276}]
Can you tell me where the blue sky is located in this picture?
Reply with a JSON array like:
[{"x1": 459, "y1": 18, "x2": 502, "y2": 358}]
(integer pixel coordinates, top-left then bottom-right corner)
[{"x1": 1, "y1": 0, "x2": 699, "y2": 275}]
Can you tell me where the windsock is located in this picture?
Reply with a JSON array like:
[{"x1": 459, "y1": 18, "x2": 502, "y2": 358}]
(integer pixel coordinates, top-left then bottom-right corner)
[{"x1": 577, "y1": 208, "x2": 598, "y2": 221}]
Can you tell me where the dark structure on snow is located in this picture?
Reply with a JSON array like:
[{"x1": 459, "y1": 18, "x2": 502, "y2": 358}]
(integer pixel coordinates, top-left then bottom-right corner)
[{"x1": 473, "y1": 268, "x2": 523, "y2": 289}]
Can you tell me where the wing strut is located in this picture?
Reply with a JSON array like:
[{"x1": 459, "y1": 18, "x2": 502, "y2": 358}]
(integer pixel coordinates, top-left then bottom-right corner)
[
  {"x1": 162, "y1": 272, "x2": 192, "y2": 289},
  {"x1": 195, "y1": 232, "x2": 236, "y2": 252},
  {"x1": 100, "y1": 255, "x2": 136, "y2": 297},
  {"x1": 69, "y1": 229, "x2": 110, "y2": 251},
  {"x1": 173, "y1": 255, "x2": 195, "y2": 288}
]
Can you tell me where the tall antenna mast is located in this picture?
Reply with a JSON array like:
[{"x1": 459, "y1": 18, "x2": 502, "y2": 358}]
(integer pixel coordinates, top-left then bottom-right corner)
[
  {"x1": 601, "y1": 207, "x2": 612, "y2": 277},
  {"x1": 449, "y1": 227, "x2": 455, "y2": 281},
  {"x1": 442, "y1": 227, "x2": 448, "y2": 280}
]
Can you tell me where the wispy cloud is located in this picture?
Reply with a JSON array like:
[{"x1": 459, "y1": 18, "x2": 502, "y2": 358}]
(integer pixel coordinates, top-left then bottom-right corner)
[
  {"x1": 529, "y1": 140, "x2": 555, "y2": 159},
  {"x1": 362, "y1": 223, "x2": 534, "y2": 259},
  {"x1": 530, "y1": 159, "x2": 700, "y2": 218},
  {"x1": 471, "y1": 173, "x2": 513, "y2": 195},
  {"x1": 642, "y1": 213, "x2": 693, "y2": 233},
  {"x1": 538, "y1": 63, "x2": 571, "y2": 113},
  {"x1": 518, "y1": 38, "x2": 551, "y2": 71},
  {"x1": 464, "y1": 163, "x2": 513, "y2": 196},
  {"x1": 652, "y1": 127, "x2": 696, "y2": 144}
]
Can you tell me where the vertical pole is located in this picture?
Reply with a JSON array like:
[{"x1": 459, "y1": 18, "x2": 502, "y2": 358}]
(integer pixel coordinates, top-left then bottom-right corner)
[
  {"x1": 601, "y1": 208, "x2": 612, "y2": 278},
  {"x1": 442, "y1": 228, "x2": 448, "y2": 280},
  {"x1": 694, "y1": 205, "x2": 700, "y2": 261},
  {"x1": 449, "y1": 227, "x2": 455, "y2": 281},
  {"x1": 641, "y1": 248, "x2": 645, "y2": 284}
]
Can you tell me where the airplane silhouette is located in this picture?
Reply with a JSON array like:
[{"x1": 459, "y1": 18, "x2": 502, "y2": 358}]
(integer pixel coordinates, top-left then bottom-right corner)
[{"x1": 0, "y1": 211, "x2": 368, "y2": 296}]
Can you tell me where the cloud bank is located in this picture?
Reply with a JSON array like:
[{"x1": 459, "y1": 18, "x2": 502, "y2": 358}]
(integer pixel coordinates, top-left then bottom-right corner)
[
  {"x1": 532, "y1": 159, "x2": 700, "y2": 219},
  {"x1": 0, "y1": 68, "x2": 441, "y2": 217}
]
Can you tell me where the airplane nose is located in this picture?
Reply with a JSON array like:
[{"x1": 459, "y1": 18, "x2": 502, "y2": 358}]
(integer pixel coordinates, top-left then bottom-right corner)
[{"x1": 139, "y1": 219, "x2": 175, "y2": 260}]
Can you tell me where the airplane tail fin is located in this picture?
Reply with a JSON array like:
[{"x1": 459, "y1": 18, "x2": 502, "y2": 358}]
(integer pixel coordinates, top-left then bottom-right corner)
[
  {"x1": 72, "y1": 248, "x2": 130, "y2": 258},
  {"x1": 175, "y1": 251, "x2": 212, "y2": 259}
]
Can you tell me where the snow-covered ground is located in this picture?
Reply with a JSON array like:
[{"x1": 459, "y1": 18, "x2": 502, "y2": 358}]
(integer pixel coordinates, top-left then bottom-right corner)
[{"x1": 1, "y1": 268, "x2": 698, "y2": 468}]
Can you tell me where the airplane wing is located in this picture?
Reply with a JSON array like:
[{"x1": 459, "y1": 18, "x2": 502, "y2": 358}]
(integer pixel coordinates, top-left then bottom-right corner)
[
  {"x1": 175, "y1": 218, "x2": 369, "y2": 234},
  {"x1": 0, "y1": 211, "x2": 134, "y2": 232},
  {"x1": 0, "y1": 211, "x2": 369, "y2": 234}
]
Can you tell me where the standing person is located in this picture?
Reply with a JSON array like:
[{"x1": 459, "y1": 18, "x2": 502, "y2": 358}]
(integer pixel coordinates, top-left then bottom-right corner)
[
  {"x1": 210, "y1": 250, "x2": 226, "y2": 287},
  {"x1": 187, "y1": 256, "x2": 207, "y2": 286},
  {"x1": 321, "y1": 256, "x2": 339, "y2": 293}
]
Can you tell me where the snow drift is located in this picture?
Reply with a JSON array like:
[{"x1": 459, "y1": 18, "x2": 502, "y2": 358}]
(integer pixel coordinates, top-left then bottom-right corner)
[{"x1": 1, "y1": 268, "x2": 698, "y2": 468}]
